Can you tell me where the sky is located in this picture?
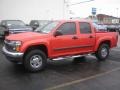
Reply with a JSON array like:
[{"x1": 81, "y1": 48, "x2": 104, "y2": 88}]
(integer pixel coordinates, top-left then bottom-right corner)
[{"x1": 68, "y1": 0, "x2": 120, "y2": 18}]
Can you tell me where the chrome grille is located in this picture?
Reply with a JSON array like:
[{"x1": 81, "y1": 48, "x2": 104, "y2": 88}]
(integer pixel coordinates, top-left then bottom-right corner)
[{"x1": 4, "y1": 40, "x2": 14, "y2": 52}]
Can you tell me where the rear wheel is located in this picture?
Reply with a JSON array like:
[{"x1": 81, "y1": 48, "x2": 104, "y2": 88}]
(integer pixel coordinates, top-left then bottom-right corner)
[
  {"x1": 95, "y1": 44, "x2": 110, "y2": 61},
  {"x1": 24, "y1": 50, "x2": 47, "y2": 72}
]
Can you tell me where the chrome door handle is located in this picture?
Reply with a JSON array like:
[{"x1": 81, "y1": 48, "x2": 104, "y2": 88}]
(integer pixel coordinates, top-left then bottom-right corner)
[{"x1": 72, "y1": 36, "x2": 78, "y2": 39}]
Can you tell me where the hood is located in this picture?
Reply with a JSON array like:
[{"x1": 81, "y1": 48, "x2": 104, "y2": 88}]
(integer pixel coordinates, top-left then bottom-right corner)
[
  {"x1": 8, "y1": 25, "x2": 32, "y2": 31},
  {"x1": 6, "y1": 32, "x2": 48, "y2": 41}
]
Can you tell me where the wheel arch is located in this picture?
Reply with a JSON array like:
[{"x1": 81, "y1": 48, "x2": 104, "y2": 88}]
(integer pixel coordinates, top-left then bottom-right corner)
[
  {"x1": 95, "y1": 40, "x2": 111, "y2": 51},
  {"x1": 23, "y1": 44, "x2": 48, "y2": 59}
]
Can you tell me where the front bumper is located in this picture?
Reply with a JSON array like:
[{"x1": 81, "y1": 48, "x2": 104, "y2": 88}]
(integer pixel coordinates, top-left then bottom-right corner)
[{"x1": 2, "y1": 46, "x2": 24, "y2": 62}]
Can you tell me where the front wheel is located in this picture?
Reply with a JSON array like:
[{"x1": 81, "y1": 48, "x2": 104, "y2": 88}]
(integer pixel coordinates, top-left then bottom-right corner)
[
  {"x1": 95, "y1": 44, "x2": 110, "y2": 61},
  {"x1": 24, "y1": 50, "x2": 47, "y2": 72}
]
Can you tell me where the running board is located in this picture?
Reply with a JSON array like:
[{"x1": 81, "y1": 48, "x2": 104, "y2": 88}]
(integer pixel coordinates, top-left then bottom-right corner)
[{"x1": 50, "y1": 55, "x2": 90, "y2": 61}]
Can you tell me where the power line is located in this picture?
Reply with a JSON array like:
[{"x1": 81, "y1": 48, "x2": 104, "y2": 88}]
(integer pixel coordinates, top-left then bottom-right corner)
[{"x1": 69, "y1": 0, "x2": 94, "y2": 6}]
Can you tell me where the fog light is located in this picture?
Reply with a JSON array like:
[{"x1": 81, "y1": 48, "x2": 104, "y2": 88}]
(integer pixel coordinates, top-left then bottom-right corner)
[{"x1": 16, "y1": 46, "x2": 20, "y2": 52}]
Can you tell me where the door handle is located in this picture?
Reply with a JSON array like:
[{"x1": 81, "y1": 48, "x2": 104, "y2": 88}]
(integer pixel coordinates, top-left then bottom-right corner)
[
  {"x1": 89, "y1": 35, "x2": 94, "y2": 38},
  {"x1": 72, "y1": 36, "x2": 78, "y2": 39}
]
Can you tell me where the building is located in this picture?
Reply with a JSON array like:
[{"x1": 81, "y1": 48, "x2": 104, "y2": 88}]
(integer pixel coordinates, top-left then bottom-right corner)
[
  {"x1": 0, "y1": 0, "x2": 69, "y2": 23},
  {"x1": 97, "y1": 14, "x2": 120, "y2": 24},
  {"x1": 88, "y1": 14, "x2": 120, "y2": 24}
]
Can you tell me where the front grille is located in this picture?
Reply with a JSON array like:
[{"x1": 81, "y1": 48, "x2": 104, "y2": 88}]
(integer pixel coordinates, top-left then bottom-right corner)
[
  {"x1": 5, "y1": 43, "x2": 14, "y2": 52},
  {"x1": 4, "y1": 40, "x2": 15, "y2": 52},
  {"x1": 13, "y1": 30, "x2": 27, "y2": 34}
]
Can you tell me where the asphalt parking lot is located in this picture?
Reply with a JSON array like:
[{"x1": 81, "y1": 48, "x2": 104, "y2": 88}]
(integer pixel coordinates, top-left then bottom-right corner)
[{"x1": 0, "y1": 36, "x2": 120, "y2": 90}]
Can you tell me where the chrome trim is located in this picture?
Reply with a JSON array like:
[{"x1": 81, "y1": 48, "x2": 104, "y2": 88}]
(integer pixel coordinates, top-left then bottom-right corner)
[
  {"x1": 2, "y1": 46, "x2": 23, "y2": 58},
  {"x1": 30, "y1": 55, "x2": 43, "y2": 68}
]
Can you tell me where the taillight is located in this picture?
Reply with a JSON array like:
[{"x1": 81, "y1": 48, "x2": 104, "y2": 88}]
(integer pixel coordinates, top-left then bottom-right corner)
[
  {"x1": 116, "y1": 33, "x2": 119, "y2": 46},
  {"x1": 117, "y1": 33, "x2": 118, "y2": 42}
]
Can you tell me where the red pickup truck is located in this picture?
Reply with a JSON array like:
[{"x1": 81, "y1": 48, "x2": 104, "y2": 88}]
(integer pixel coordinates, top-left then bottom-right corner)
[{"x1": 3, "y1": 20, "x2": 118, "y2": 72}]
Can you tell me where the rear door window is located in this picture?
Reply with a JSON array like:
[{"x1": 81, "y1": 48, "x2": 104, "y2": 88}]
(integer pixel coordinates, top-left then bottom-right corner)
[{"x1": 79, "y1": 22, "x2": 91, "y2": 34}]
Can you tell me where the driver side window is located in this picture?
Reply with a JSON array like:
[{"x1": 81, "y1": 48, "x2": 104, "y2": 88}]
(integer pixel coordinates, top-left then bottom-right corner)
[{"x1": 57, "y1": 22, "x2": 76, "y2": 35}]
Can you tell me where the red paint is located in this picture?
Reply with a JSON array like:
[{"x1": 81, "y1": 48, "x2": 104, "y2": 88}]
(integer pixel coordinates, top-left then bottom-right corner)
[{"x1": 6, "y1": 20, "x2": 118, "y2": 58}]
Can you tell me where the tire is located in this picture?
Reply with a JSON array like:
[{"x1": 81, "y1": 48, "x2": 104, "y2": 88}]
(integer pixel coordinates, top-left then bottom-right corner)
[
  {"x1": 24, "y1": 49, "x2": 47, "y2": 72},
  {"x1": 95, "y1": 44, "x2": 110, "y2": 61}
]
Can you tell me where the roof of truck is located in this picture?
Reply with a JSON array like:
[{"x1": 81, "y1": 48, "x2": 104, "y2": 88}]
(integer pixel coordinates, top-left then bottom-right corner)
[{"x1": 53, "y1": 19, "x2": 92, "y2": 23}]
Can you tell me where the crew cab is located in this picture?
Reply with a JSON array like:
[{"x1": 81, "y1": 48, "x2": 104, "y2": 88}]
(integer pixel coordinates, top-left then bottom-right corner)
[{"x1": 2, "y1": 20, "x2": 118, "y2": 72}]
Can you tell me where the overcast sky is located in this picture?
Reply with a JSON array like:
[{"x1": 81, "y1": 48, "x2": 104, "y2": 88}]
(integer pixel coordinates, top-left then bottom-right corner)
[{"x1": 68, "y1": 0, "x2": 120, "y2": 18}]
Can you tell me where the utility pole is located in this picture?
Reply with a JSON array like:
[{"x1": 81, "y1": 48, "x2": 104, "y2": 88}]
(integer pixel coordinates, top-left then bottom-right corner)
[{"x1": 116, "y1": 8, "x2": 119, "y2": 18}]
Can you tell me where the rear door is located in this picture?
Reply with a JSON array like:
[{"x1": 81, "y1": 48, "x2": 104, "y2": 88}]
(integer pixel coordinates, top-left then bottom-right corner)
[{"x1": 77, "y1": 22, "x2": 96, "y2": 53}]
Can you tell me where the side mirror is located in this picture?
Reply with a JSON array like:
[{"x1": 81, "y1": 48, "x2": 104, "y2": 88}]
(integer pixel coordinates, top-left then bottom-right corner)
[
  {"x1": 26, "y1": 24, "x2": 29, "y2": 26},
  {"x1": 54, "y1": 30, "x2": 63, "y2": 37},
  {"x1": 34, "y1": 23, "x2": 39, "y2": 27}
]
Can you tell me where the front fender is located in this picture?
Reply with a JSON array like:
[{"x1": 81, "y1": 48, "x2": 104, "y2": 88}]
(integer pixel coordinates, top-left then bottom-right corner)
[{"x1": 20, "y1": 39, "x2": 50, "y2": 54}]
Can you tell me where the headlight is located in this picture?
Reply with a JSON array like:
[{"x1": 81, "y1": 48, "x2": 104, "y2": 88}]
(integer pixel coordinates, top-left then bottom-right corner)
[
  {"x1": 7, "y1": 41, "x2": 22, "y2": 46},
  {"x1": 5, "y1": 40, "x2": 22, "y2": 52}
]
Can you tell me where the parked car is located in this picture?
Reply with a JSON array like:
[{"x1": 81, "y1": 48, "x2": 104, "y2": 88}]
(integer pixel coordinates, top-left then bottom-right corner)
[
  {"x1": 93, "y1": 22, "x2": 107, "y2": 31},
  {"x1": 29, "y1": 20, "x2": 50, "y2": 30},
  {"x1": 118, "y1": 25, "x2": 120, "y2": 34},
  {"x1": 3, "y1": 20, "x2": 118, "y2": 72},
  {"x1": 0, "y1": 20, "x2": 33, "y2": 38},
  {"x1": 107, "y1": 24, "x2": 119, "y2": 32}
]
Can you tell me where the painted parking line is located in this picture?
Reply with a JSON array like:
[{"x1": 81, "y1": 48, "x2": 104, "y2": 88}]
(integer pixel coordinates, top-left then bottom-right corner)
[
  {"x1": 45, "y1": 67, "x2": 120, "y2": 90},
  {"x1": 111, "y1": 49, "x2": 120, "y2": 52},
  {"x1": 109, "y1": 59, "x2": 120, "y2": 63}
]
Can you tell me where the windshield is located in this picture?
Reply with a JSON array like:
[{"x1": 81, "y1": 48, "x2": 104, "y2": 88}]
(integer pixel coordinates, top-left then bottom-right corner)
[
  {"x1": 35, "y1": 21, "x2": 59, "y2": 34},
  {"x1": 6, "y1": 21, "x2": 25, "y2": 27},
  {"x1": 38, "y1": 21, "x2": 50, "y2": 27}
]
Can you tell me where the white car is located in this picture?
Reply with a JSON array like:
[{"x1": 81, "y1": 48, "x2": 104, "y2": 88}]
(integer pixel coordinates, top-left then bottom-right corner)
[{"x1": 93, "y1": 23, "x2": 107, "y2": 31}]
